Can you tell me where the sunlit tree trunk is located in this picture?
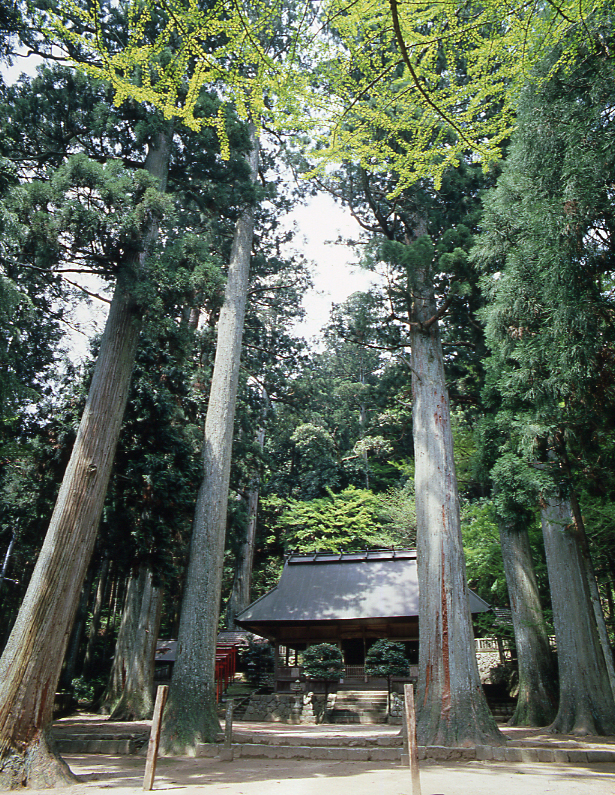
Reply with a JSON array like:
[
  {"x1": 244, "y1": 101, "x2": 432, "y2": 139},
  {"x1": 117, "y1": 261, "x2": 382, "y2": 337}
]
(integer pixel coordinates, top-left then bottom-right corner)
[
  {"x1": 160, "y1": 125, "x2": 259, "y2": 754},
  {"x1": 413, "y1": 264, "x2": 502, "y2": 747},
  {"x1": 0, "y1": 127, "x2": 172, "y2": 788}
]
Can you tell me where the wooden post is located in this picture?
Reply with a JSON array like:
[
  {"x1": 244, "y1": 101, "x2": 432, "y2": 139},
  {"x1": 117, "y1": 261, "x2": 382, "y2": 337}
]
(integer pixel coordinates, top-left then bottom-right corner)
[
  {"x1": 220, "y1": 699, "x2": 234, "y2": 761},
  {"x1": 143, "y1": 685, "x2": 169, "y2": 791},
  {"x1": 403, "y1": 683, "x2": 421, "y2": 795}
]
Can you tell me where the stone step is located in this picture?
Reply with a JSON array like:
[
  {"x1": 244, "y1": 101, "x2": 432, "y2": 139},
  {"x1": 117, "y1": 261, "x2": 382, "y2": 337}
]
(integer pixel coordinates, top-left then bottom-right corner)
[
  {"x1": 334, "y1": 696, "x2": 388, "y2": 704},
  {"x1": 329, "y1": 711, "x2": 388, "y2": 723},
  {"x1": 197, "y1": 743, "x2": 401, "y2": 762},
  {"x1": 53, "y1": 730, "x2": 615, "y2": 766},
  {"x1": 233, "y1": 733, "x2": 402, "y2": 747},
  {"x1": 196, "y1": 742, "x2": 615, "y2": 765},
  {"x1": 55, "y1": 735, "x2": 148, "y2": 755}
]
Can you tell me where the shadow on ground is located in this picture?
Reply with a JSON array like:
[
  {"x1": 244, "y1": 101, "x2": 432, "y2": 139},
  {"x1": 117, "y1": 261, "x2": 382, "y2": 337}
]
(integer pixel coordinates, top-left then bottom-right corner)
[{"x1": 62, "y1": 754, "x2": 615, "y2": 795}]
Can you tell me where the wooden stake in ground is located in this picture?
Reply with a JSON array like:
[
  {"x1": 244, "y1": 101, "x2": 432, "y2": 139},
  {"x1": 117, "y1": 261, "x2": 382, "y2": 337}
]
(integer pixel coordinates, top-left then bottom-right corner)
[
  {"x1": 403, "y1": 683, "x2": 421, "y2": 795},
  {"x1": 220, "y1": 699, "x2": 234, "y2": 761},
  {"x1": 143, "y1": 685, "x2": 169, "y2": 791}
]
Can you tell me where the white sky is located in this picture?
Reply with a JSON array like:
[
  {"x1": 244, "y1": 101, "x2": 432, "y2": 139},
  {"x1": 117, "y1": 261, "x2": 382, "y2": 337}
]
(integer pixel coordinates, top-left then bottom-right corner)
[{"x1": 283, "y1": 194, "x2": 376, "y2": 343}]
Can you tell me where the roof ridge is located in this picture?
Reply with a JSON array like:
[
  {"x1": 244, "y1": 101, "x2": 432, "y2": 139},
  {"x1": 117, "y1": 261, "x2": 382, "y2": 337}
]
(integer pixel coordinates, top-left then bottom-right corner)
[{"x1": 286, "y1": 548, "x2": 417, "y2": 564}]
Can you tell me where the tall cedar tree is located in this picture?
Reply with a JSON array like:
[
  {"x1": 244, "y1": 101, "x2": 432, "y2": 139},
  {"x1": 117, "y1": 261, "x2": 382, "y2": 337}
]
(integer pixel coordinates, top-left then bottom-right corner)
[
  {"x1": 320, "y1": 154, "x2": 502, "y2": 746},
  {"x1": 0, "y1": 45, "x2": 253, "y2": 783},
  {"x1": 474, "y1": 30, "x2": 615, "y2": 734}
]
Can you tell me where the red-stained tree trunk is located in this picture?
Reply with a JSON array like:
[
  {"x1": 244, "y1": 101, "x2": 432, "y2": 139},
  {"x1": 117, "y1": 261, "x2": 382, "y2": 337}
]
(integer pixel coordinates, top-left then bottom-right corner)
[
  {"x1": 0, "y1": 127, "x2": 172, "y2": 788},
  {"x1": 412, "y1": 263, "x2": 503, "y2": 747}
]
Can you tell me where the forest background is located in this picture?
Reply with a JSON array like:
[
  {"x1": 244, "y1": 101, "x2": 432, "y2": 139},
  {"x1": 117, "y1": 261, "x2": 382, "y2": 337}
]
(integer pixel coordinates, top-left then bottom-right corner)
[{"x1": 1, "y1": 0, "x2": 615, "y2": 786}]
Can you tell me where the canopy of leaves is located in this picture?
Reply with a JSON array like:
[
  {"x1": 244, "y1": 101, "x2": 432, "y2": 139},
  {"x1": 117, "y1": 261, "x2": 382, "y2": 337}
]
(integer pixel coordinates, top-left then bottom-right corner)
[
  {"x1": 42, "y1": 0, "x2": 615, "y2": 189},
  {"x1": 473, "y1": 27, "x2": 615, "y2": 479},
  {"x1": 273, "y1": 485, "x2": 399, "y2": 553}
]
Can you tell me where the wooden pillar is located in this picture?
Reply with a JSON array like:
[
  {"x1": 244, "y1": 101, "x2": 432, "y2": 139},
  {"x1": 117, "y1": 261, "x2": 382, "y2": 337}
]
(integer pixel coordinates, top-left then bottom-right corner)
[
  {"x1": 401, "y1": 683, "x2": 421, "y2": 795},
  {"x1": 143, "y1": 685, "x2": 168, "y2": 791}
]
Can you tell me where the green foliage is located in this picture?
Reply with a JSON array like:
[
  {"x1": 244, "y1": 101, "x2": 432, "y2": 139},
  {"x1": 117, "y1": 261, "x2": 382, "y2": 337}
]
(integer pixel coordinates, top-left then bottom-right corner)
[
  {"x1": 273, "y1": 486, "x2": 397, "y2": 553},
  {"x1": 250, "y1": 557, "x2": 284, "y2": 600},
  {"x1": 241, "y1": 640, "x2": 275, "y2": 686},
  {"x1": 373, "y1": 482, "x2": 416, "y2": 547},
  {"x1": 461, "y1": 501, "x2": 506, "y2": 607},
  {"x1": 364, "y1": 640, "x2": 409, "y2": 679},
  {"x1": 302, "y1": 643, "x2": 344, "y2": 681},
  {"x1": 43, "y1": 0, "x2": 613, "y2": 190},
  {"x1": 474, "y1": 32, "x2": 615, "y2": 450}
]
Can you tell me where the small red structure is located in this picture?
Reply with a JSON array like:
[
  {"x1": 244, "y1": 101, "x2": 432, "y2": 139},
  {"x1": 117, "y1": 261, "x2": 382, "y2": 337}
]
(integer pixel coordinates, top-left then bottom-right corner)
[
  {"x1": 215, "y1": 643, "x2": 238, "y2": 701},
  {"x1": 155, "y1": 638, "x2": 239, "y2": 701}
]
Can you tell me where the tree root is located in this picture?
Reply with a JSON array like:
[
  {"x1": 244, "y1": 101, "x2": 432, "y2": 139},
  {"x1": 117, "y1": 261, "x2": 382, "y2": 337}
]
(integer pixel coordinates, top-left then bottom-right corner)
[{"x1": 0, "y1": 730, "x2": 77, "y2": 789}]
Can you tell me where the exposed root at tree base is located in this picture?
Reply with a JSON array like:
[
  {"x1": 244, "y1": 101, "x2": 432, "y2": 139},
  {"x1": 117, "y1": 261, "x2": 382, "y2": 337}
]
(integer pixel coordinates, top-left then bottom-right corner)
[{"x1": 0, "y1": 730, "x2": 77, "y2": 789}]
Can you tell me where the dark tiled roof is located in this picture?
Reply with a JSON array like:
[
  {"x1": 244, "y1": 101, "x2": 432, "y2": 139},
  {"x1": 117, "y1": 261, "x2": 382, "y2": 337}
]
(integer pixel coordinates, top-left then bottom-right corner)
[{"x1": 236, "y1": 549, "x2": 490, "y2": 626}]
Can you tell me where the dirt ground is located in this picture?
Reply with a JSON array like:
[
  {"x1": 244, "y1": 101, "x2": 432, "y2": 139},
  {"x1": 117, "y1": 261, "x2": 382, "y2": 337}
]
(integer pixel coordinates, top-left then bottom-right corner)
[{"x1": 20, "y1": 753, "x2": 615, "y2": 795}]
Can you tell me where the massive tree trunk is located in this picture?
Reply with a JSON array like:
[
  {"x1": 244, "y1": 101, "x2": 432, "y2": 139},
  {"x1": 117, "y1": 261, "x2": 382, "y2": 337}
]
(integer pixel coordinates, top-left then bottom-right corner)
[
  {"x1": 554, "y1": 436, "x2": 615, "y2": 694},
  {"x1": 0, "y1": 128, "x2": 172, "y2": 789},
  {"x1": 498, "y1": 519, "x2": 557, "y2": 726},
  {"x1": 540, "y1": 491, "x2": 615, "y2": 735},
  {"x1": 159, "y1": 125, "x2": 259, "y2": 754},
  {"x1": 412, "y1": 265, "x2": 502, "y2": 747},
  {"x1": 101, "y1": 564, "x2": 162, "y2": 721},
  {"x1": 226, "y1": 389, "x2": 268, "y2": 629}
]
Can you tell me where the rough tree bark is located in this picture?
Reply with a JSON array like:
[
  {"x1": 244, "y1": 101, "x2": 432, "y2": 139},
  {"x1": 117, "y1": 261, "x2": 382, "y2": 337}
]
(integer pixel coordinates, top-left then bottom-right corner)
[
  {"x1": 159, "y1": 125, "x2": 259, "y2": 754},
  {"x1": 101, "y1": 564, "x2": 162, "y2": 721},
  {"x1": 498, "y1": 519, "x2": 557, "y2": 726},
  {"x1": 412, "y1": 264, "x2": 503, "y2": 747},
  {"x1": 0, "y1": 127, "x2": 173, "y2": 788},
  {"x1": 555, "y1": 439, "x2": 615, "y2": 697},
  {"x1": 226, "y1": 388, "x2": 268, "y2": 629},
  {"x1": 540, "y1": 491, "x2": 615, "y2": 735}
]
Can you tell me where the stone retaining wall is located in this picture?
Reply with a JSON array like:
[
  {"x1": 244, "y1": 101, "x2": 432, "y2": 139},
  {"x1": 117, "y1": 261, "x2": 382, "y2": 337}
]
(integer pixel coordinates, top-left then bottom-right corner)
[{"x1": 242, "y1": 693, "x2": 334, "y2": 724}]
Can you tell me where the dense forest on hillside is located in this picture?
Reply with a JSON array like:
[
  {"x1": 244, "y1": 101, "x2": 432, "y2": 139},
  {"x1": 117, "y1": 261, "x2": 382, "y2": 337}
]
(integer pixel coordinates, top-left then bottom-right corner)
[{"x1": 1, "y1": 0, "x2": 615, "y2": 785}]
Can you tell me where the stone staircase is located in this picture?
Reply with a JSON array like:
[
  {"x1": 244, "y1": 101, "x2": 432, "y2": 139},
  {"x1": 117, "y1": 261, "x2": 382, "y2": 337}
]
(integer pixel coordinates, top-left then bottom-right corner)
[{"x1": 328, "y1": 690, "x2": 389, "y2": 724}]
